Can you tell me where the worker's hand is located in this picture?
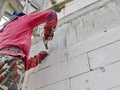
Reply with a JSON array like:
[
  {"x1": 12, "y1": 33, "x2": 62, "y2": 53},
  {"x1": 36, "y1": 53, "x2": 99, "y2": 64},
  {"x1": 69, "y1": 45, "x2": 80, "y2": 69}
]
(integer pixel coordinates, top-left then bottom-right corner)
[
  {"x1": 39, "y1": 51, "x2": 48, "y2": 60},
  {"x1": 44, "y1": 26, "x2": 55, "y2": 41},
  {"x1": 34, "y1": 51, "x2": 48, "y2": 65},
  {"x1": 47, "y1": 36, "x2": 53, "y2": 41}
]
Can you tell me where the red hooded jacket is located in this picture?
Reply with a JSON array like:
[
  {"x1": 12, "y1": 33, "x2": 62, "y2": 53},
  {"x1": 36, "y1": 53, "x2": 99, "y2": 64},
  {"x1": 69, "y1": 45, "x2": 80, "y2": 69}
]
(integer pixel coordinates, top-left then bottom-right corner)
[{"x1": 0, "y1": 10, "x2": 58, "y2": 70}]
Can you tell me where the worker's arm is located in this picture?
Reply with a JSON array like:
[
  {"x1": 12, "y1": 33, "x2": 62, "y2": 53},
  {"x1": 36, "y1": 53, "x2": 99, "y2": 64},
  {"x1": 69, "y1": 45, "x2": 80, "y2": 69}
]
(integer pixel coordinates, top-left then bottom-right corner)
[
  {"x1": 43, "y1": 10, "x2": 58, "y2": 40},
  {"x1": 26, "y1": 51, "x2": 48, "y2": 71},
  {"x1": 25, "y1": 9, "x2": 58, "y2": 40}
]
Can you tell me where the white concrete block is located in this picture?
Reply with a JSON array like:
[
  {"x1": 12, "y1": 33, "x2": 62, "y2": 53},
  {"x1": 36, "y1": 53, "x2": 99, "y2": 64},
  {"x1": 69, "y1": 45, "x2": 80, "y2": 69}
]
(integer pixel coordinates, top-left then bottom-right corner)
[
  {"x1": 37, "y1": 80, "x2": 69, "y2": 90},
  {"x1": 36, "y1": 54, "x2": 89, "y2": 88},
  {"x1": 67, "y1": 22, "x2": 78, "y2": 46},
  {"x1": 27, "y1": 72, "x2": 39, "y2": 90},
  {"x1": 36, "y1": 50, "x2": 67, "y2": 71},
  {"x1": 71, "y1": 61, "x2": 120, "y2": 90},
  {"x1": 49, "y1": 24, "x2": 68, "y2": 52},
  {"x1": 58, "y1": 0, "x2": 99, "y2": 19},
  {"x1": 88, "y1": 40, "x2": 120, "y2": 69},
  {"x1": 68, "y1": 25, "x2": 120, "y2": 59},
  {"x1": 109, "y1": 86, "x2": 120, "y2": 90},
  {"x1": 22, "y1": 70, "x2": 32, "y2": 90}
]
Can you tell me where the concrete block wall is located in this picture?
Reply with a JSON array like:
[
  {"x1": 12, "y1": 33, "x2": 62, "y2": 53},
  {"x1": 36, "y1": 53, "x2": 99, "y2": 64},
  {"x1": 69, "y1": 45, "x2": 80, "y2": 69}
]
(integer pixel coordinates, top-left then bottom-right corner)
[{"x1": 22, "y1": 0, "x2": 120, "y2": 90}]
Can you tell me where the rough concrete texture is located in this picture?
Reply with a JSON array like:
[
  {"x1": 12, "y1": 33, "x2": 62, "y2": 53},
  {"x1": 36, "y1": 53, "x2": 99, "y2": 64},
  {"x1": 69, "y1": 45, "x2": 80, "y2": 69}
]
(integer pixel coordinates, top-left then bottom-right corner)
[{"x1": 22, "y1": 0, "x2": 120, "y2": 90}]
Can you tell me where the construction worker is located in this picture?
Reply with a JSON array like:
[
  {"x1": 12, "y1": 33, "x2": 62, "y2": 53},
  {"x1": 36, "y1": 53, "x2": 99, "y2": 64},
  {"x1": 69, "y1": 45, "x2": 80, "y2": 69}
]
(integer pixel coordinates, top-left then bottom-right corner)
[{"x1": 0, "y1": 9, "x2": 58, "y2": 90}]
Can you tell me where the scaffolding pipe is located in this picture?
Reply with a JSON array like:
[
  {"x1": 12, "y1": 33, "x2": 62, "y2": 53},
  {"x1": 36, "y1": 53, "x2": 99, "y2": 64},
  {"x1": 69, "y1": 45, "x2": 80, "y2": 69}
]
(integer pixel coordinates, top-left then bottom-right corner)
[
  {"x1": 0, "y1": 0, "x2": 9, "y2": 20},
  {"x1": 23, "y1": 0, "x2": 29, "y2": 13}
]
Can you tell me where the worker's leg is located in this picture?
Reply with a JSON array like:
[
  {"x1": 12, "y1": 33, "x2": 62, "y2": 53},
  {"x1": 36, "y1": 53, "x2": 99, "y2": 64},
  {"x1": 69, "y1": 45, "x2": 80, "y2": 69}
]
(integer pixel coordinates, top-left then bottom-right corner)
[{"x1": 0, "y1": 54, "x2": 25, "y2": 90}]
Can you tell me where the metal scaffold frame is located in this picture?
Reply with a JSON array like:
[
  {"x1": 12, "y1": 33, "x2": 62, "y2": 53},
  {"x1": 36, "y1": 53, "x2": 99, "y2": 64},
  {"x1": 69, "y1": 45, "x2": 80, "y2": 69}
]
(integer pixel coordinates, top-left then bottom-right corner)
[{"x1": 0, "y1": 0, "x2": 24, "y2": 21}]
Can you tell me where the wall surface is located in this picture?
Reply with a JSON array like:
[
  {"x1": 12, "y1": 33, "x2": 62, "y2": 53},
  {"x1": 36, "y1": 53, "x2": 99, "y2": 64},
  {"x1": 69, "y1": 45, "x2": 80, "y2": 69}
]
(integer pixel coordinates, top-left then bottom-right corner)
[{"x1": 22, "y1": 0, "x2": 120, "y2": 90}]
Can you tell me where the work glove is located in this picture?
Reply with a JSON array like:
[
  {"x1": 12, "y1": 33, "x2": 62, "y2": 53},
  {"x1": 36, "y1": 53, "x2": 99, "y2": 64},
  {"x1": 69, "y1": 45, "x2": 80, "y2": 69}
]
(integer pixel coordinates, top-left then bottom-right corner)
[
  {"x1": 26, "y1": 51, "x2": 48, "y2": 70},
  {"x1": 34, "y1": 51, "x2": 48, "y2": 65},
  {"x1": 44, "y1": 26, "x2": 55, "y2": 41}
]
